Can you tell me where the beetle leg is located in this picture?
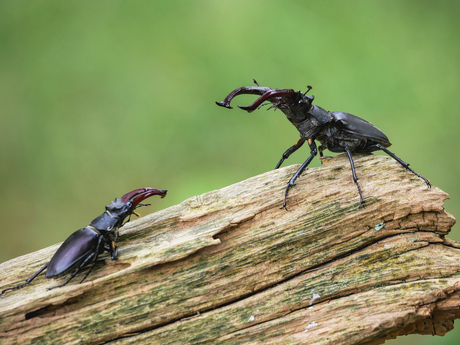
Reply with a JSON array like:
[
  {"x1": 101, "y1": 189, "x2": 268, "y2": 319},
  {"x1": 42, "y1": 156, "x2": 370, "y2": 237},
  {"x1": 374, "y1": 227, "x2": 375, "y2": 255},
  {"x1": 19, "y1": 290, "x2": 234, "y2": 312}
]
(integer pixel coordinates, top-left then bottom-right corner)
[
  {"x1": 47, "y1": 259, "x2": 90, "y2": 290},
  {"x1": 275, "y1": 138, "x2": 306, "y2": 169},
  {"x1": 78, "y1": 253, "x2": 99, "y2": 284},
  {"x1": 0, "y1": 263, "x2": 48, "y2": 297},
  {"x1": 48, "y1": 267, "x2": 81, "y2": 290},
  {"x1": 131, "y1": 202, "x2": 151, "y2": 218},
  {"x1": 344, "y1": 147, "x2": 364, "y2": 207},
  {"x1": 318, "y1": 145, "x2": 325, "y2": 157},
  {"x1": 105, "y1": 240, "x2": 118, "y2": 260},
  {"x1": 82, "y1": 234, "x2": 114, "y2": 279},
  {"x1": 110, "y1": 231, "x2": 119, "y2": 260},
  {"x1": 281, "y1": 139, "x2": 317, "y2": 210},
  {"x1": 374, "y1": 144, "x2": 431, "y2": 189},
  {"x1": 103, "y1": 232, "x2": 118, "y2": 260},
  {"x1": 48, "y1": 237, "x2": 103, "y2": 290},
  {"x1": 111, "y1": 243, "x2": 118, "y2": 260}
]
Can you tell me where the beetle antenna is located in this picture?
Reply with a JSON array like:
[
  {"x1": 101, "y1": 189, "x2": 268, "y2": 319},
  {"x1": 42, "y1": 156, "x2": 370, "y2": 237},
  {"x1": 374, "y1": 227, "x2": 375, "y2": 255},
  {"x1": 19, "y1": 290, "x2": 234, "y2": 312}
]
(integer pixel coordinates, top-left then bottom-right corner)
[
  {"x1": 304, "y1": 85, "x2": 312, "y2": 95},
  {"x1": 136, "y1": 203, "x2": 151, "y2": 209},
  {"x1": 255, "y1": 102, "x2": 271, "y2": 111}
]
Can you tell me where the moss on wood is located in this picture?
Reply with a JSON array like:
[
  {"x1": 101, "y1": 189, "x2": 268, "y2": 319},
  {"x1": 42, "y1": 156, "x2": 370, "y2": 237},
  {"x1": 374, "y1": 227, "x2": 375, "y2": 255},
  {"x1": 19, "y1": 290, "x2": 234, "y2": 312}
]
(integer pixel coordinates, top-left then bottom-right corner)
[{"x1": 0, "y1": 154, "x2": 457, "y2": 344}]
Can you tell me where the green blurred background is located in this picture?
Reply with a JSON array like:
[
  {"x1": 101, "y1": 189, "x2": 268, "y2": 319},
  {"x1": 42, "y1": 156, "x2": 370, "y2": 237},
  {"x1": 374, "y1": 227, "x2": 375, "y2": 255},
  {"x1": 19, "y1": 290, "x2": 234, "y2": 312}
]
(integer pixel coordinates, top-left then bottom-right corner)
[{"x1": 0, "y1": 1, "x2": 459, "y2": 344}]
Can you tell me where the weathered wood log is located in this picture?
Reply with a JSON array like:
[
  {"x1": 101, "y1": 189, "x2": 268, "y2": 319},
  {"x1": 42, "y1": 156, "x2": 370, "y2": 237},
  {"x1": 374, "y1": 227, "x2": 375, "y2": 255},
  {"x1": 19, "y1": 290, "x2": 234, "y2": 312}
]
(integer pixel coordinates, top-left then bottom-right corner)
[{"x1": 0, "y1": 154, "x2": 458, "y2": 345}]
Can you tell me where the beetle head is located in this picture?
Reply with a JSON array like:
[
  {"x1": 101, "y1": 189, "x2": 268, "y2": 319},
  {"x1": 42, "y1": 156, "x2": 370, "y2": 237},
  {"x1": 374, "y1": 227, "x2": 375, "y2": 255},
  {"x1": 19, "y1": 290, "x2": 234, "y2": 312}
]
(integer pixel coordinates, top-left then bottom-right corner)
[
  {"x1": 275, "y1": 89, "x2": 315, "y2": 124},
  {"x1": 106, "y1": 198, "x2": 132, "y2": 219},
  {"x1": 119, "y1": 187, "x2": 167, "y2": 217},
  {"x1": 216, "y1": 81, "x2": 315, "y2": 124},
  {"x1": 89, "y1": 188, "x2": 167, "y2": 232},
  {"x1": 109, "y1": 188, "x2": 167, "y2": 224}
]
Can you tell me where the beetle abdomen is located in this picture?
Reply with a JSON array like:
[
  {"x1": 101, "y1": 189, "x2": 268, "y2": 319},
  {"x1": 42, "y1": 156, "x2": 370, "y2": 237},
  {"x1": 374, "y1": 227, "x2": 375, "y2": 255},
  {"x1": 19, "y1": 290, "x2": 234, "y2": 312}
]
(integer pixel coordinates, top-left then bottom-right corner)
[
  {"x1": 46, "y1": 227, "x2": 100, "y2": 278},
  {"x1": 331, "y1": 112, "x2": 391, "y2": 146}
]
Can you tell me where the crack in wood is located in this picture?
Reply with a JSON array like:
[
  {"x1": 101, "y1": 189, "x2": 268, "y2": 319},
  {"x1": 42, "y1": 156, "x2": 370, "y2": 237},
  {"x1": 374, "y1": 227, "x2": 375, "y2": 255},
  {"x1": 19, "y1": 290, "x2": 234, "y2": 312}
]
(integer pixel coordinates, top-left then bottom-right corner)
[{"x1": 0, "y1": 154, "x2": 457, "y2": 345}]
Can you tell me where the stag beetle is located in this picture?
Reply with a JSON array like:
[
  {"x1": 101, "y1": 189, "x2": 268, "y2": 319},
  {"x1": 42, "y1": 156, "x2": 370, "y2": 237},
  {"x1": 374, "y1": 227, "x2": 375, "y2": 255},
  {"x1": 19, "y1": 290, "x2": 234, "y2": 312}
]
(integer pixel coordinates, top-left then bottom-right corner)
[
  {"x1": 216, "y1": 80, "x2": 430, "y2": 209},
  {"x1": 1, "y1": 187, "x2": 167, "y2": 297}
]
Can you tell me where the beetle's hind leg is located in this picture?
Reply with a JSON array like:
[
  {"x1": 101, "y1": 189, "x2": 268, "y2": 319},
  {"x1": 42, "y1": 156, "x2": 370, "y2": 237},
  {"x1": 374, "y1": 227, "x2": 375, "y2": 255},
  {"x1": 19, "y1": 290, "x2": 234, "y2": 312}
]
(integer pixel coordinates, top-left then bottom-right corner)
[
  {"x1": 344, "y1": 147, "x2": 364, "y2": 207},
  {"x1": 78, "y1": 236, "x2": 106, "y2": 284},
  {"x1": 48, "y1": 237, "x2": 104, "y2": 290},
  {"x1": 374, "y1": 144, "x2": 431, "y2": 189},
  {"x1": 47, "y1": 254, "x2": 94, "y2": 290},
  {"x1": 1, "y1": 263, "x2": 48, "y2": 297}
]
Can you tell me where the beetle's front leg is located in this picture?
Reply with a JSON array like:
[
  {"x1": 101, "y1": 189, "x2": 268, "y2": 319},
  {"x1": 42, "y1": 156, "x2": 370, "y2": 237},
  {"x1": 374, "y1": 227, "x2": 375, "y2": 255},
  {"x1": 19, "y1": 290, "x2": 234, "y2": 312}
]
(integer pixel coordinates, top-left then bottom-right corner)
[
  {"x1": 282, "y1": 139, "x2": 317, "y2": 210},
  {"x1": 111, "y1": 243, "x2": 118, "y2": 261},
  {"x1": 104, "y1": 231, "x2": 118, "y2": 260},
  {"x1": 318, "y1": 145, "x2": 326, "y2": 157},
  {"x1": 275, "y1": 138, "x2": 306, "y2": 169},
  {"x1": 111, "y1": 231, "x2": 119, "y2": 260}
]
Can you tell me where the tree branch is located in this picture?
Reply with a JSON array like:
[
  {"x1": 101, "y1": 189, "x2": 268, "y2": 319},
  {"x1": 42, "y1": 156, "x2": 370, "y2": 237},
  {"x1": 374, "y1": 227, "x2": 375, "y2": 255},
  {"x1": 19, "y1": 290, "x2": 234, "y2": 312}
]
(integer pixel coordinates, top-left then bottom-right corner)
[{"x1": 0, "y1": 154, "x2": 457, "y2": 345}]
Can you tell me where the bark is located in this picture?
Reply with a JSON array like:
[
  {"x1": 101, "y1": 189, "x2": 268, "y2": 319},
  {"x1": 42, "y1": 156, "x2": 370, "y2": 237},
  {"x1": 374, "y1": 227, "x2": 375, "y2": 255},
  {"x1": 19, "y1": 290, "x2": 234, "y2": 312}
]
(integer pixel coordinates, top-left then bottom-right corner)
[{"x1": 0, "y1": 154, "x2": 458, "y2": 345}]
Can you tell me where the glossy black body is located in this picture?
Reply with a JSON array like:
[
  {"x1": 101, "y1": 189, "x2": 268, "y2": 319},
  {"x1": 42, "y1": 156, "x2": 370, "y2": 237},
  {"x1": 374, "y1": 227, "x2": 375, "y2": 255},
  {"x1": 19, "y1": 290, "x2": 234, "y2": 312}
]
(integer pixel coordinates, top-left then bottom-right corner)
[
  {"x1": 46, "y1": 227, "x2": 105, "y2": 279},
  {"x1": 217, "y1": 82, "x2": 430, "y2": 208},
  {"x1": 1, "y1": 188, "x2": 167, "y2": 296}
]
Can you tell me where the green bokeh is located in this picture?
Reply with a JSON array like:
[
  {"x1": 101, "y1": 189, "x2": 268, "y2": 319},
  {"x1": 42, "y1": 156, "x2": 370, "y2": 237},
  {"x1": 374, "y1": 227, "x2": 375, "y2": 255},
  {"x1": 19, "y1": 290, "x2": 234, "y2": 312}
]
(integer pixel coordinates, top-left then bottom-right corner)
[{"x1": 0, "y1": 1, "x2": 459, "y2": 344}]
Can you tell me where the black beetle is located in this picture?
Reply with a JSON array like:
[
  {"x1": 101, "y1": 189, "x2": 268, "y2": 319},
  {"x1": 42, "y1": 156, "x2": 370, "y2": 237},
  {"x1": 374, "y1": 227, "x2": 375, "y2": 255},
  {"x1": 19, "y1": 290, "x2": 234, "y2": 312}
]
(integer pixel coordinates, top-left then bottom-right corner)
[
  {"x1": 1, "y1": 187, "x2": 167, "y2": 296},
  {"x1": 216, "y1": 80, "x2": 430, "y2": 209}
]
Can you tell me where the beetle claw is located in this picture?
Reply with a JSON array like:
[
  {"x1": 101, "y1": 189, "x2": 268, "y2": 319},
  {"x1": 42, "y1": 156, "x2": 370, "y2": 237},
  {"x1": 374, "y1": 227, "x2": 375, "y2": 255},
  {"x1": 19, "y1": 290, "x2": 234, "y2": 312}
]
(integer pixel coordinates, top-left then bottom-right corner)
[
  {"x1": 215, "y1": 101, "x2": 232, "y2": 109},
  {"x1": 216, "y1": 85, "x2": 272, "y2": 110},
  {"x1": 121, "y1": 188, "x2": 167, "y2": 203}
]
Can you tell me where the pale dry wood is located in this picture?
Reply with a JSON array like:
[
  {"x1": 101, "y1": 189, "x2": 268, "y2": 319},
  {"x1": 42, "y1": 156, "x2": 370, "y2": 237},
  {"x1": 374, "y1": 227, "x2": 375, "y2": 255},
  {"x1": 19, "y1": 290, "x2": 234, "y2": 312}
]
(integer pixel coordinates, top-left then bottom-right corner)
[{"x1": 0, "y1": 154, "x2": 458, "y2": 345}]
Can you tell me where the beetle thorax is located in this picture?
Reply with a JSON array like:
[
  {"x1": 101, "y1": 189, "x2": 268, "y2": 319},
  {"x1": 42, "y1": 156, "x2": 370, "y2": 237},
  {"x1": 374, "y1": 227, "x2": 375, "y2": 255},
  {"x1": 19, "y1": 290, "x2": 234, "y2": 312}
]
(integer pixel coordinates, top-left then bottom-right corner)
[
  {"x1": 279, "y1": 106, "x2": 308, "y2": 124},
  {"x1": 294, "y1": 116, "x2": 324, "y2": 139},
  {"x1": 89, "y1": 212, "x2": 121, "y2": 232}
]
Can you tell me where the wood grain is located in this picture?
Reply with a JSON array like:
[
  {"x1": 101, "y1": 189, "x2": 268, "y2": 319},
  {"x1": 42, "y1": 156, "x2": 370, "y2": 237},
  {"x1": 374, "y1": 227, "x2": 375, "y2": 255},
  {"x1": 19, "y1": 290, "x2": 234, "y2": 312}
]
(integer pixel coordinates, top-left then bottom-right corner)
[{"x1": 0, "y1": 154, "x2": 457, "y2": 344}]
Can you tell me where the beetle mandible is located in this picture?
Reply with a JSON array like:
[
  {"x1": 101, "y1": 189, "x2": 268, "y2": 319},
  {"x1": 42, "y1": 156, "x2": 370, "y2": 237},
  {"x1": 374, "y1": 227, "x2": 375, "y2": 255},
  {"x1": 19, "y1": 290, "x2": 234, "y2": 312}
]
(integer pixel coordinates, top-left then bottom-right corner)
[
  {"x1": 1, "y1": 187, "x2": 167, "y2": 296},
  {"x1": 216, "y1": 80, "x2": 430, "y2": 209}
]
